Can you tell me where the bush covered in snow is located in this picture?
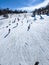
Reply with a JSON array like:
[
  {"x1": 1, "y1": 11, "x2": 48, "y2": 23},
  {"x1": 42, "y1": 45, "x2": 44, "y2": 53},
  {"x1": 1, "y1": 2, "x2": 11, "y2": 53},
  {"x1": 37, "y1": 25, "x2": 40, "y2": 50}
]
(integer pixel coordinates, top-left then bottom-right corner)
[{"x1": 3, "y1": 14, "x2": 9, "y2": 18}]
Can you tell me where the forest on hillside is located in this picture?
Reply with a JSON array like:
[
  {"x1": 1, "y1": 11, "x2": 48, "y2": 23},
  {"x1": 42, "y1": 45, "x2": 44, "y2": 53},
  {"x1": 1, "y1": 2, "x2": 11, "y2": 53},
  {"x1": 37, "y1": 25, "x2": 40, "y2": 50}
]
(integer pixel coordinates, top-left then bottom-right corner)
[{"x1": 32, "y1": 3, "x2": 49, "y2": 16}]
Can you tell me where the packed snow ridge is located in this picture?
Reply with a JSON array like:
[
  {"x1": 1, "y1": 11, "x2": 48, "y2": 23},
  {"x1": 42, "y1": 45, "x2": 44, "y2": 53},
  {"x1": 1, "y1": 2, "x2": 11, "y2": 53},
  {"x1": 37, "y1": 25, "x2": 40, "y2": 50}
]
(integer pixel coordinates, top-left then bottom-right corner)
[{"x1": 0, "y1": 13, "x2": 49, "y2": 65}]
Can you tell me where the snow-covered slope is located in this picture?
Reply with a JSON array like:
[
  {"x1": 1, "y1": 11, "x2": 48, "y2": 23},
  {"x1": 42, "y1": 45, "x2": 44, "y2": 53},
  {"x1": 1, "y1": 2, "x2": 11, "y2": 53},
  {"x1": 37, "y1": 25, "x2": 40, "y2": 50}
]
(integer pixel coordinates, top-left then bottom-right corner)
[{"x1": 0, "y1": 13, "x2": 49, "y2": 65}]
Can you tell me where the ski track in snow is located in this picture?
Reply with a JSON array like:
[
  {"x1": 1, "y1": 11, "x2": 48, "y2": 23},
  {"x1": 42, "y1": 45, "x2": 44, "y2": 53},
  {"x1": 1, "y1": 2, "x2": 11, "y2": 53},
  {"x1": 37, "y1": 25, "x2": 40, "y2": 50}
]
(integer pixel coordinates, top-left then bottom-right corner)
[{"x1": 0, "y1": 13, "x2": 49, "y2": 65}]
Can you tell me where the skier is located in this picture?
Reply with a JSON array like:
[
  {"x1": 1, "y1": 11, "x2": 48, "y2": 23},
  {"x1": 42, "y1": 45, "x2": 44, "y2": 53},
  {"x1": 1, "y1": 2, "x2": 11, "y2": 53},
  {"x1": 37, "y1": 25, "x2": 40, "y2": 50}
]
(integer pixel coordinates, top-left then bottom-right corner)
[
  {"x1": 13, "y1": 23, "x2": 18, "y2": 29},
  {"x1": 9, "y1": 29, "x2": 10, "y2": 33},
  {"x1": 34, "y1": 61, "x2": 39, "y2": 65},
  {"x1": 27, "y1": 24, "x2": 30, "y2": 31},
  {"x1": 17, "y1": 18, "x2": 20, "y2": 21},
  {"x1": 40, "y1": 15, "x2": 44, "y2": 19},
  {"x1": 4, "y1": 29, "x2": 11, "y2": 38},
  {"x1": 12, "y1": 18, "x2": 16, "y2": 23}
]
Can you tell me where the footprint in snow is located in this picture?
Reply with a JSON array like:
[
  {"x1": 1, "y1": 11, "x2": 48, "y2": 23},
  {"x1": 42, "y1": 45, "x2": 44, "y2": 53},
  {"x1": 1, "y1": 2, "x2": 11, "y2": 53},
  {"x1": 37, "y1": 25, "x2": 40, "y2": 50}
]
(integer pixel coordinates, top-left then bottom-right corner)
[
  {"x1": 25, "y1": 42, "x2": 28, "y2": 46},
  {"x1": 24, "y1": 42, "x2": 29, "y2": 48},
  {"x1": 19, "y1": 63, "x2": 21, "y2": 65},
  {"x1": 9, "y1": 23, "x2": 11, "y2": 26}
]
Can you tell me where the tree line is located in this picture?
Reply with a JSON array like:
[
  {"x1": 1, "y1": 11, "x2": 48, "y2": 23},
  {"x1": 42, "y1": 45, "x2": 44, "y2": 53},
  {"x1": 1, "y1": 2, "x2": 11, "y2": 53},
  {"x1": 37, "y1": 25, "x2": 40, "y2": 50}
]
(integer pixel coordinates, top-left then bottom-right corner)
[{"x1": 0, "y1": 8, "x2": 27, "y2": 15}]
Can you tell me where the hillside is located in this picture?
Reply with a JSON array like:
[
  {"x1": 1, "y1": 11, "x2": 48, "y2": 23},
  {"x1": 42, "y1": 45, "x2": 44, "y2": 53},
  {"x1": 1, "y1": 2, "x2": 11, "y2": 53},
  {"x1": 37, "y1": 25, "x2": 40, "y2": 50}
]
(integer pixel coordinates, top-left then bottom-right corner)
[{"x1": 0, "y1": 13, "x2": 49, "y2": 65}]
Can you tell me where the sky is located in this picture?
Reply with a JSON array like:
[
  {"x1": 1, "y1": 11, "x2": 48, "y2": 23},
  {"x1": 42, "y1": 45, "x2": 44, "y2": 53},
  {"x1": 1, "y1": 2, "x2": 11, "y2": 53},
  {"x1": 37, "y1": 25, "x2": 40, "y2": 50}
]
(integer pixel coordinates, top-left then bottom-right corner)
[
  {"x1": 0, "y1": 0, "x2": 45, "y2": 9},
  {"x1": 19, "y1": 0, "x2": 49, "y2": 11}
]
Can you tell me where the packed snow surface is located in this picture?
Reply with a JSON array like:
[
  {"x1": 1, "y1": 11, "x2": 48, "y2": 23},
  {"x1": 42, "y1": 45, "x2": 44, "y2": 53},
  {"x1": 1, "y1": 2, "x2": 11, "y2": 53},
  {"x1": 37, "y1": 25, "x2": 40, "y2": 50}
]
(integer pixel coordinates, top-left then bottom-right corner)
[{"x1": 0, "y1": 13, "x2": 49, "y2": 65}]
